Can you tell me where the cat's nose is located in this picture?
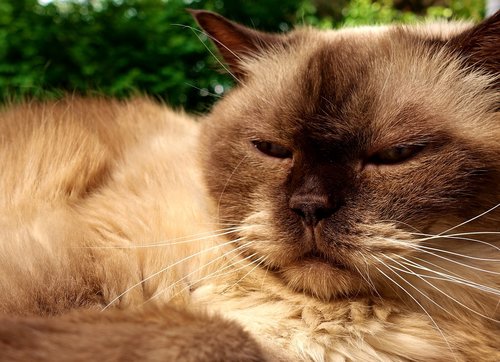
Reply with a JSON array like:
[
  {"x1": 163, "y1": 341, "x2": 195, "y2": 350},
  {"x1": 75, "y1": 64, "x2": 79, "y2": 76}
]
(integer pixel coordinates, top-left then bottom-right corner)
[{"x1": 289, "y1": 195, "x2": 336, "y2": 226}]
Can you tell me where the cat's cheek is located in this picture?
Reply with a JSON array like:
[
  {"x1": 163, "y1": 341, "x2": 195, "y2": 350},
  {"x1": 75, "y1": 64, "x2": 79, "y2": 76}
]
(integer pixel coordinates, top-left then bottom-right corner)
[
  {"x1": 237, "y1": 190, "x2": 307, "y2": 259},
  {"x1": 238, "y1": 213, "x2": 306, "y2": 269}
]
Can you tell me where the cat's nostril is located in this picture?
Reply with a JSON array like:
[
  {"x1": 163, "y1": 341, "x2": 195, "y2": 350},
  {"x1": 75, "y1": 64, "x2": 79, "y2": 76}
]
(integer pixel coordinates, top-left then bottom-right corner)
[{"x1": 289, "y1": 196, "x2": 336, "y2": 226}]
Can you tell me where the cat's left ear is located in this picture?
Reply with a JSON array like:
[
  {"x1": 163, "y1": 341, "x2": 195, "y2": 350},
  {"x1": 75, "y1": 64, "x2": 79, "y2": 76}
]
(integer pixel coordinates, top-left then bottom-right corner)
[
  {"x1": 449, "y1": 11, "x2": 499, "y2": 77},
  {"x1": 188, "y1": 9, "x2": 285, "y2": 80}
]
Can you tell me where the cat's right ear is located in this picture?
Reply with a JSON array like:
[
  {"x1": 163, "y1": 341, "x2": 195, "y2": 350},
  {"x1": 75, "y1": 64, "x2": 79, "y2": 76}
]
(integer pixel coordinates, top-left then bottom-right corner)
[
  {"x1": 188, "y1": 9, "x2": 285, "y2": 80},
  {"x1": 449, "y1": 11, "x2": 499, "y2": 80}
]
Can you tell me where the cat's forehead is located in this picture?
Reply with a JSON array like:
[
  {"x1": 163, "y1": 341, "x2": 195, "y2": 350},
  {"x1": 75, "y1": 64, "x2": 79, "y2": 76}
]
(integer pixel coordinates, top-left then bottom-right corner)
[
  {"x1": 234, "y1": 22, "x2": 495, "y2": 144},
  {"x1": 250, "y1": 25, "x2": 438, "y2": 100},
  {"x1": 237, "y1": 29, "x2": 421, "y2": 138}
]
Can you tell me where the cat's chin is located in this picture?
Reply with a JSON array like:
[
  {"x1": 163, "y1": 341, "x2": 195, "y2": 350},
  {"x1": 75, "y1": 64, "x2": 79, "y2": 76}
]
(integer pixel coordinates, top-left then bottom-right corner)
[{"x1": 278, "y1": 256, "x2": 368, "y2": 300}]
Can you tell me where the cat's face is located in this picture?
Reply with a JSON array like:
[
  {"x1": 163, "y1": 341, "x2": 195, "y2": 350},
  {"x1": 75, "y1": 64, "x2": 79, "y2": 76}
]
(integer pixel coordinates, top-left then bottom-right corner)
[{"x1": 194, "y1": 11, "x2": 500, "y2": 303}]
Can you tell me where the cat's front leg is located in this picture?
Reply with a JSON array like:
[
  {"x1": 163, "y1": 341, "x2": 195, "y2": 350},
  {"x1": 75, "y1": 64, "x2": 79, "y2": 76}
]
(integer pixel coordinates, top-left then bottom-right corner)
[{"x1": 0, "y1": 305, "x2": 265, "y2": 362}]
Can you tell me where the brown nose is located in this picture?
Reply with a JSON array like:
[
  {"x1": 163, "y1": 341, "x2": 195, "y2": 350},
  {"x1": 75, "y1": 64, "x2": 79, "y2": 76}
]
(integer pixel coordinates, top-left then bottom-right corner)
[{"x1": 289, "y1": 195, "x2": 336, "y2": 226}]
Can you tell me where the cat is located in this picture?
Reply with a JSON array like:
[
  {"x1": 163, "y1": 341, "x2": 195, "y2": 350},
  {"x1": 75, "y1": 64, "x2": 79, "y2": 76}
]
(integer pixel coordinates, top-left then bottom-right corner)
[{"x1": 0, "y1": 9, "x2": 499, "y2": 362}]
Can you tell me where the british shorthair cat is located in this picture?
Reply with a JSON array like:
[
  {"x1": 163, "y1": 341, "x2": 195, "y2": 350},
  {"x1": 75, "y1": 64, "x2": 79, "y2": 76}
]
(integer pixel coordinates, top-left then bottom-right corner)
[{"x1": 0, "y1": 9, "x2": 498, "y2": 362}]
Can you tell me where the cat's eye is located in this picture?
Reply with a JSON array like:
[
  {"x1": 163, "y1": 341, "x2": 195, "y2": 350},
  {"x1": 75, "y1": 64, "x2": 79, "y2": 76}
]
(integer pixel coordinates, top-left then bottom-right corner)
[
  {"x1": 252, "y1": 140, "x2": 292, "y2": 159},
  {"x1": 369, "y1": 144, "x2": 424, "y2": 165}
]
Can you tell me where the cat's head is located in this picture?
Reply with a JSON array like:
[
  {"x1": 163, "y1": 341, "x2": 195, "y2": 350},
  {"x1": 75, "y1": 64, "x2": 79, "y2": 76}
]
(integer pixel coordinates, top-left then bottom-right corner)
[{"x1": 193, "y1": 10, "x2": 499, "y2": 317}]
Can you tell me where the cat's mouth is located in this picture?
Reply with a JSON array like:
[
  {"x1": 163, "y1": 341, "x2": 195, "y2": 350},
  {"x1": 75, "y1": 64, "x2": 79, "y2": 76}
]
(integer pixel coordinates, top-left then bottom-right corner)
[
  {"x1": 252, "y1": 249, "x2": 348, "y2": 273},
  {"x1": 302, "y1": 250, "x2": 348, "y2": 270},
  {"x1": 276, "y1": 248, "x2": 366, "y2": 300},
  {"x1": 238, "y1": 231, "x2": 366, "y2": 299},
  {"x1": 301, "y1": 227, "x2": 350, "y2": 269}
]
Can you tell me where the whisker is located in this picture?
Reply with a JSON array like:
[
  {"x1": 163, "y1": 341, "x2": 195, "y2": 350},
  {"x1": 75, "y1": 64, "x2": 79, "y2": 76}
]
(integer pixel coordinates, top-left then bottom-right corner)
[
  {"x1": 410, "y1": 256, "x2": 465, "y2": 279},
  {"x1": 411, "y1": 232, "x2": 500, "y2": 252},
  {"x1": 222, "y1": 255, "x2": 268, "y2": 294},
  {"x1": 438, "y1": 203, "x2": 500, "y2": 236},
  {"x1": 373, "y1": 259, "x2": 457, "y2": 360},
  {"x1": 260, "y1": 261, "x2": 270, "y2": 290},
  {"x1": 85, "y1": 227, "x2": 250, "y2": 249},
  {"x1": 171, "y1": 23, "x2": 244, "y2": 63},
  {"x1": 172, "y1": 24, "x2": 240, "y2": 83},
  {"x1": 383, "y1": 238, "x2": 500, "y2": 275},
  {"x1": 142, "y1": 240, "x2": 255, "y2": 304},
  {"x1": 449, "y1": 231, "x2": 500, "y2": 236},
  {"x1": 101, "y1": 237, "x2": 245, "y2": 311},
  {"x1": 399, "y1": 262, "x2": 500, "y2": 298},
  {"x1": 379, "y1": 219, "x2": 424, "y2": 233},
  {"x1": 158, "y1": 251, "x2": 262, "y2": 304},
  {"x1": 193, "y1": 252, "x2": 264, "y2": 285},
  {"x1": 170, "y1": 24, "x2": 280, "y2": 110},
  {"x1": 185, "y1": 82, "x2": 222, "y2": 98},
  {"x1": 202, "y1": 217, "x2": 258, "y2": 225},
  {"x1": 411, "y1": 244, "x2": 500, "y2": 262},
  {"x1": 353, "y1": 264, "x2": 379, "y2": 298},
  {"x1": 397, "y1": 256, "x2": 500, "y2": 296},
  {"x1": 353, "y1": 254, "x2": 382, "y2": 299},
  {"x1": 378, "y1": 256, "x2": 456, "y2": 319},
  {"x1": 384, "y1": 255, "x2": 499, "y2": 322}
]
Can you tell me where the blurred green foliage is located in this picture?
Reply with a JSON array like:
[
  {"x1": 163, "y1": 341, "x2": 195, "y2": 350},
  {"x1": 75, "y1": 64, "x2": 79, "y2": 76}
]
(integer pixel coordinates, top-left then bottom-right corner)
[{"x1": 0, "y1": 0, "x2": 485, "y2": 111}]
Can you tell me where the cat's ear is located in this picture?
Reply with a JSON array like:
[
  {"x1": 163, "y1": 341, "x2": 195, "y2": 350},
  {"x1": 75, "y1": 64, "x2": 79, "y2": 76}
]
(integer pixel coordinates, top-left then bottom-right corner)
[
  {"x1": 188, "y1": 9, "x2": 284, "y2": 79},
  {"x1": 449, "y1": 11, "x2": 499, "y2": 77}
]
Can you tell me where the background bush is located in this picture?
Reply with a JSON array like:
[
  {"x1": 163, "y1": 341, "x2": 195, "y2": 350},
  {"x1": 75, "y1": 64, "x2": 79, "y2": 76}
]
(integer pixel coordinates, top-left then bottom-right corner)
[{"x1": 0, "y1": 0, "x2": 486, "y2": 112}]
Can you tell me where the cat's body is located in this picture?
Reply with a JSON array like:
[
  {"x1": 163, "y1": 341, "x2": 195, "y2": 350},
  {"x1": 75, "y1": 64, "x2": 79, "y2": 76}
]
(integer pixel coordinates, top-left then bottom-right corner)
[{"x1": 1, "y1": 11, "x2": 499, "y2": 362}]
